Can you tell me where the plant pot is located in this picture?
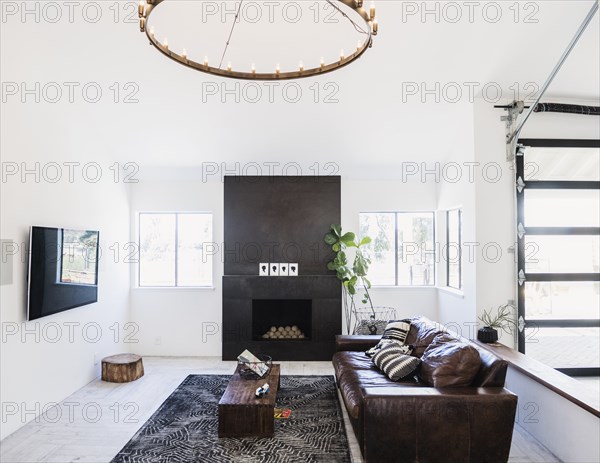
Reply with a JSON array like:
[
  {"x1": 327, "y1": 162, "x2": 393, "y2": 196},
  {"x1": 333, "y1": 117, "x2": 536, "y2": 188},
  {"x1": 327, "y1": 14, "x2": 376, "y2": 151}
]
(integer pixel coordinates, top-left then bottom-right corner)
[{"x1": 477, "y1": 327, "x2": 498, "y2": 343}]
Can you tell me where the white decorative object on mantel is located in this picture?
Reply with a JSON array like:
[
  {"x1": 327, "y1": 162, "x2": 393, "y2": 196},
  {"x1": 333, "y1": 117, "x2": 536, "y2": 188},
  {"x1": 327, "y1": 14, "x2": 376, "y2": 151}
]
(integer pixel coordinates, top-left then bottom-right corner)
[
  {"x1": 259, "y1": 263, "x2": 269, "y2": 276},
  {"x1": 279, "y1": 263, "x2": 289, "y2": 276},
  {"x1": 269, "y1": 263, "x2": 280, "y2": 276},
  {"x1": 289, "y1": 263, "x2": 298, "y2": 276}
]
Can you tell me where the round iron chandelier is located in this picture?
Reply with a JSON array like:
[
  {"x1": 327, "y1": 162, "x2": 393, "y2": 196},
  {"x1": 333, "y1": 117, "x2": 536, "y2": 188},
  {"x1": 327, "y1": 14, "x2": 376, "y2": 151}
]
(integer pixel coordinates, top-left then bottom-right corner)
[{"x1": 138, "y1": 0, "x2": 378, "y2": 80}]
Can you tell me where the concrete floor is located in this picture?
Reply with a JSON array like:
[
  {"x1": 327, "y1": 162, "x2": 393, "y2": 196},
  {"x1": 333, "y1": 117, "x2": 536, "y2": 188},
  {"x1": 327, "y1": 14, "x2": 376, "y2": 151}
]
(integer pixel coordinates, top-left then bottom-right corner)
[{"x1": 0, "y1": 357, "x2": 561, "y2": 463}]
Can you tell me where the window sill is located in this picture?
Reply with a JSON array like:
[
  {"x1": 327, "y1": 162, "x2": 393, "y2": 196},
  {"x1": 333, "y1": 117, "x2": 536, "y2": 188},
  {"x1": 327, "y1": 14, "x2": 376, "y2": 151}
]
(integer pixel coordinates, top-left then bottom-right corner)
[
  {"x1": 437, "y1": 286, "x2": 465, "y2": 297},
  {"x1": 370, "y1": 285, "x2": 437, "y2": 290},
  {"x1": 132, "y1": 286, "x2": 216, "y2": 291}
]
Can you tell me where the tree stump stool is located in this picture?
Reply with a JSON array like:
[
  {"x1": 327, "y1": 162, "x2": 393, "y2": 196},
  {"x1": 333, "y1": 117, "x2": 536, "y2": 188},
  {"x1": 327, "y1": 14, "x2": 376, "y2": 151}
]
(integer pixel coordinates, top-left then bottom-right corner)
[{"x1": 101, "y1": 354, "x2": 144, "y2": 383}]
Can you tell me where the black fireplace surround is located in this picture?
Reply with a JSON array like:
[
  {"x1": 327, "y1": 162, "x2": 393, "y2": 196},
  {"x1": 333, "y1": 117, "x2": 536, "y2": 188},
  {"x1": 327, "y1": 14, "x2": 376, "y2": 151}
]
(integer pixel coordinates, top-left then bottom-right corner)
[{"x1": 222, "y1": 176, "x2": 342, "y2": 361}]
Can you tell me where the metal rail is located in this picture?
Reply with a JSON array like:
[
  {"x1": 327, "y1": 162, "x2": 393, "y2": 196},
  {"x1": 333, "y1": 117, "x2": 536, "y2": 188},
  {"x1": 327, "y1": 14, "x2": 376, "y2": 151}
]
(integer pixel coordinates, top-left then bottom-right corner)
[{"x1": 507, "y1": 1, "x2": 599, "y2": 144}]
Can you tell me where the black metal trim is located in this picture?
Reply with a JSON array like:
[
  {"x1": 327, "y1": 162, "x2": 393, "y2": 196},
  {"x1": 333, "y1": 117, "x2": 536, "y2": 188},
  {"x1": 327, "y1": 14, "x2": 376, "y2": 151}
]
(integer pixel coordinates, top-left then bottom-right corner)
[
  {"x1": 525, "y1": 227, "x2": 600, "y2": 235},
  {"x1": 526, "y1": 319, "x2": 600, "y2": 328},
  {"x1": 517, "y1": 138, "x2": 600, "y2": 373},
  {"x1": 518, "y1": 139, "x2": 600, "y2": 148},
  {"x1": 516, "y1": 154, "x2": 526, "y2": 353},
  {"x1": 524, "y1": 273, "x2": 600, "y2": 282},
  {"x1": 533, "y1": 103, "x2": 600, "y2": 116},
  {"x1": 524, "y1": 181, "x2": 600, "y2": 189},
  {"x1": 557, "y1": 368, "x2": 600, "y2": 377}
]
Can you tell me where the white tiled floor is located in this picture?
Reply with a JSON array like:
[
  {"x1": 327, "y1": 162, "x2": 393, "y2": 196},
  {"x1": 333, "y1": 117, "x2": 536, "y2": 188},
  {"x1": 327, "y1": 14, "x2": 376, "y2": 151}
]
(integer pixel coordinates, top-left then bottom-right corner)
[{"x1": 0, "y1": 357, "x2": 560, "y2": 463}]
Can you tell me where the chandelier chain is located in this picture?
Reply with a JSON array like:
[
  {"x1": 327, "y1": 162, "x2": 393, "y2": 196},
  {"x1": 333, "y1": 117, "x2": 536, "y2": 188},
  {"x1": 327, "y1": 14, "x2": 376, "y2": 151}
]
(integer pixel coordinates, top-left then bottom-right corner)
[
  {"x1": 325, "y1": 0, "x2": 368, "y2": 34},
  {"x1": 219, "y1": 0, "x2": 245, "y2": 69}
]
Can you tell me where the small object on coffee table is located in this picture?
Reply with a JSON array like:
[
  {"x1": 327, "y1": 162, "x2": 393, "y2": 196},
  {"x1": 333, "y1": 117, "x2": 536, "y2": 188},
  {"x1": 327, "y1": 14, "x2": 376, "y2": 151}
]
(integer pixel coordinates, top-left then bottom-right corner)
[
  {"x1": 101, "y1": 354, "x2": 144, "y2": 383},
  {"x1": 219, "y1": 364, "x2": 281, "y2": 437},
  {"x1": 255, "y1": 383, "x2": 270, "y2": 398},
  {"x1": 237, "y1": 350, "x2": 272, "y2": 379}
]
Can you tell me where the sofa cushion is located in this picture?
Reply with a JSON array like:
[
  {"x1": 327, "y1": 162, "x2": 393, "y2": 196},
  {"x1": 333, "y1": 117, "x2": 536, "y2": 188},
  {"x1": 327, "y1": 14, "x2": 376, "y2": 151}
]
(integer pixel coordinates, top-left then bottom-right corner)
[
  {"x1": 418, "y1": 333, "x2": 482, "y2": 387},
  {"x1": 406, "y1": 316, "x2": 446, "y2": 358},
  {"x1": 365, "y1": 320, "x2": 411, "y2": 357},
  {"x1": 372, "y1": 345, "x2": 421, "y2": 381},
  {"x1": 332, "y1": 351, "x2": 378, "y2": 383},
  {"x1": 336, "y1": 363, "x2": 421, "y2": 419},
  {"x1": 471, "y1": 346, "x2": 509, "y2": 387}
]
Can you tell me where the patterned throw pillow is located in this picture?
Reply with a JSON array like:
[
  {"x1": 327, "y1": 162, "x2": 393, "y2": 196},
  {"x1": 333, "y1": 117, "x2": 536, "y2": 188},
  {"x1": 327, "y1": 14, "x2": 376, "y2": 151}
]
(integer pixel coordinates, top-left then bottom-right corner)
[
  {"x1": 372, "y1": 345, "x2": 421, "y2": 381},
  {"x1": 365, "y1": 320, "x2": 411, "y2": 357}
]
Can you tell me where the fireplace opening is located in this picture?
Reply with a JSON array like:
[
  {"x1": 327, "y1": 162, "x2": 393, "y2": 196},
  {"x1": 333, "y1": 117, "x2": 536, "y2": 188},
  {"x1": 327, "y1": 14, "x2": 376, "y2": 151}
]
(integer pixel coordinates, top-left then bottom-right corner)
[{"x1": 252, "y1": 299, "x2": 312, "y2": 341}]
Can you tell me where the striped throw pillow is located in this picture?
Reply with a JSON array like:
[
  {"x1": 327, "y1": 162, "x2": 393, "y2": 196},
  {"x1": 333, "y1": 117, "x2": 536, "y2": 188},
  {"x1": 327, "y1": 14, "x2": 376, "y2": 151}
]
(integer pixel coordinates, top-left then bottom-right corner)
[
  {"x1": 372, "y1": 345, "x2": 421, "y2": 381},
  {"x1": 365, "y1": 320, "x2": 411, "y2": 357}
]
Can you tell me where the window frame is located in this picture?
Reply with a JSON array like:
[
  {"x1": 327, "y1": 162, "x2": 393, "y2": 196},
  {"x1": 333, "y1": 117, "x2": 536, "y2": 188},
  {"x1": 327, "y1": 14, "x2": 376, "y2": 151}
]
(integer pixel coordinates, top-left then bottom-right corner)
[
  {"x1": 137, "y1": 211, "x2": 213, "y2": 288},
  {"x1": 516, "y1": 138, "x2": 600, "y2": 376},
  {"x1": 359, "y1": 211, "x2": 436, "y2": 287},
  {"x1": 446, "y1": 208, "x2": 462, "y2": 290}
]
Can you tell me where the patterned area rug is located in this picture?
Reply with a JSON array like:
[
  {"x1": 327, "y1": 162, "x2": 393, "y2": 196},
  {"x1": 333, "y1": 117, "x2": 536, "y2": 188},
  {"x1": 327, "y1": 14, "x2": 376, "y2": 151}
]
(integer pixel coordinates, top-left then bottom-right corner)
[{"x1": 111, "y1": 375, "x2": 351, "y2": 463}]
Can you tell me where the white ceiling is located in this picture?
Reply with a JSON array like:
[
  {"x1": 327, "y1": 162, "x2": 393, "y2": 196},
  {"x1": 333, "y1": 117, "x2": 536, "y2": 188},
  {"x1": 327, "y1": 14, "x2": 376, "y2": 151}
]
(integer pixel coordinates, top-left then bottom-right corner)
[{"x1": 1, "y1": 0, "x2": 598, "y2": 171}]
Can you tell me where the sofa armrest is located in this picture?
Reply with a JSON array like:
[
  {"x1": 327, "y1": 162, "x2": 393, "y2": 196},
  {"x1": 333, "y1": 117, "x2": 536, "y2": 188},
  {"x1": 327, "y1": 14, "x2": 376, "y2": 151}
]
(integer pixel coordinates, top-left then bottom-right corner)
[
  {"x1": 335, "y1": 335, "x2": 380, "y2": 352},
  {"x1": 361, "y1": 387, "x2": 517, "y2": 463}
]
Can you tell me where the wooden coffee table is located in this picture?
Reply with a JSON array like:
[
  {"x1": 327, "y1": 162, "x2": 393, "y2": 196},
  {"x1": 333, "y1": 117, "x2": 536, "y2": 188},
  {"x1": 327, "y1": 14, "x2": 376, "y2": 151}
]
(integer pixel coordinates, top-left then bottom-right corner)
[{"x1": 218, "y1": 364, "x2": 280, "y2": 438}]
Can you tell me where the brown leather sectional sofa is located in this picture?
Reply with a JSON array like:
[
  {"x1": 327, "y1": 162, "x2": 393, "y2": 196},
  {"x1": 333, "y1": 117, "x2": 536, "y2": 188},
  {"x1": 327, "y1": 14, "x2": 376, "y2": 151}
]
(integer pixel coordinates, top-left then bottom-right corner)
[{"x1": 333, "y1": 316, "x2": 518, "y2": 463}]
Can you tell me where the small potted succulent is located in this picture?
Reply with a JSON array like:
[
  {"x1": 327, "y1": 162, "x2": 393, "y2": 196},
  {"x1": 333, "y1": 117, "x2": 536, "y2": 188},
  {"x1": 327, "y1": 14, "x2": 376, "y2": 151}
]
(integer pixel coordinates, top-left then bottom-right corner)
[{"x1": 477, "y1": 304, "x2": 517, "y2": 343}]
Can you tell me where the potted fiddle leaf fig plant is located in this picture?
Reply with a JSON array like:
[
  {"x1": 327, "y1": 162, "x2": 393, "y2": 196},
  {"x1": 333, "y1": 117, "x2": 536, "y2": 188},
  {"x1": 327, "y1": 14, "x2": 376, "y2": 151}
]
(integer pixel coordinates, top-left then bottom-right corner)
[
  {"x1": 324, "y1": 224, "x2": 374, "y2": 334},
  {"x1": 477, "y1": 304, "x2": 517, "y2": 343}
]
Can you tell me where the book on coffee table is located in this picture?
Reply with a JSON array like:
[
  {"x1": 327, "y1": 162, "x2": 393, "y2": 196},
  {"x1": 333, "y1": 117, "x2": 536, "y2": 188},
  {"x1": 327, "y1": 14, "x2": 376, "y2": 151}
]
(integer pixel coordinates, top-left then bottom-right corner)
[{"x1": 237, "y1": 349, "x2": 269, "y2": 377}]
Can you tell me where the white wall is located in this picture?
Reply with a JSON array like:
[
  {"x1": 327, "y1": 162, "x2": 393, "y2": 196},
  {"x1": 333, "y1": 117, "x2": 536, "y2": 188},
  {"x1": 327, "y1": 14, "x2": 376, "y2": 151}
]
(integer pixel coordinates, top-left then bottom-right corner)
[
  {"x1": 0, "y1": 178, "x2": 130, "y2": 440},
  {"x1": 127, "y1": 175, "x2": 441, "y2": 356},
  {"x1": 471, "y1": 100, "x2": 520, "y2": 346},
  {"x1": 435, "y1": 108, "x2": 478, "y2": 335},
  {"x1": 507, "y1": 368, "x2": 600, "y2": 462},
  {"x1": 342, "y1": 178, "x2": 439, "y2": 328},
  {"x1": 128, "y1": 178, "x2": 223, "y2": 356}
]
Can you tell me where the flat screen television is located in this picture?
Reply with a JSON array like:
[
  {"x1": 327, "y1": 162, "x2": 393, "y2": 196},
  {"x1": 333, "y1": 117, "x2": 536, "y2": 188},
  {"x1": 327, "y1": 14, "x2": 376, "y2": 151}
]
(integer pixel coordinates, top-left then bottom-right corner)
[{"x1": 27, "y1": 226, "x2": 99, "y2": 321}]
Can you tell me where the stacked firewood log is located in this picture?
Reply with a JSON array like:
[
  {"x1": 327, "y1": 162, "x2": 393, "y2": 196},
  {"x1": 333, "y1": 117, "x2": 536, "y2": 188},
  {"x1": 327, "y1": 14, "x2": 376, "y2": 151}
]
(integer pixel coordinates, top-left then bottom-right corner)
[{"x1": 261, "y1": 325, "x2": 305, "y2": 339}]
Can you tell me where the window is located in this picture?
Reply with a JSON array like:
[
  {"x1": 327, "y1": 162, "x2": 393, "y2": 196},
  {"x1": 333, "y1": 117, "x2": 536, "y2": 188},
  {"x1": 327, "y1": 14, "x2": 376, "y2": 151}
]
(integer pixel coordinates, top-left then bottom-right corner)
[
  {"x1": 138, "y1": 212, "x2": 213, "y2": 287},
  {"x1": 446, "y1": 209, "x2": 462, "y2": 289},
  {"x1": 516, "y1": 139, "x2": 600, "y2": 376},
  {"x1": 359, "y1": 212, "x2": 435, "y2": 286}
]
